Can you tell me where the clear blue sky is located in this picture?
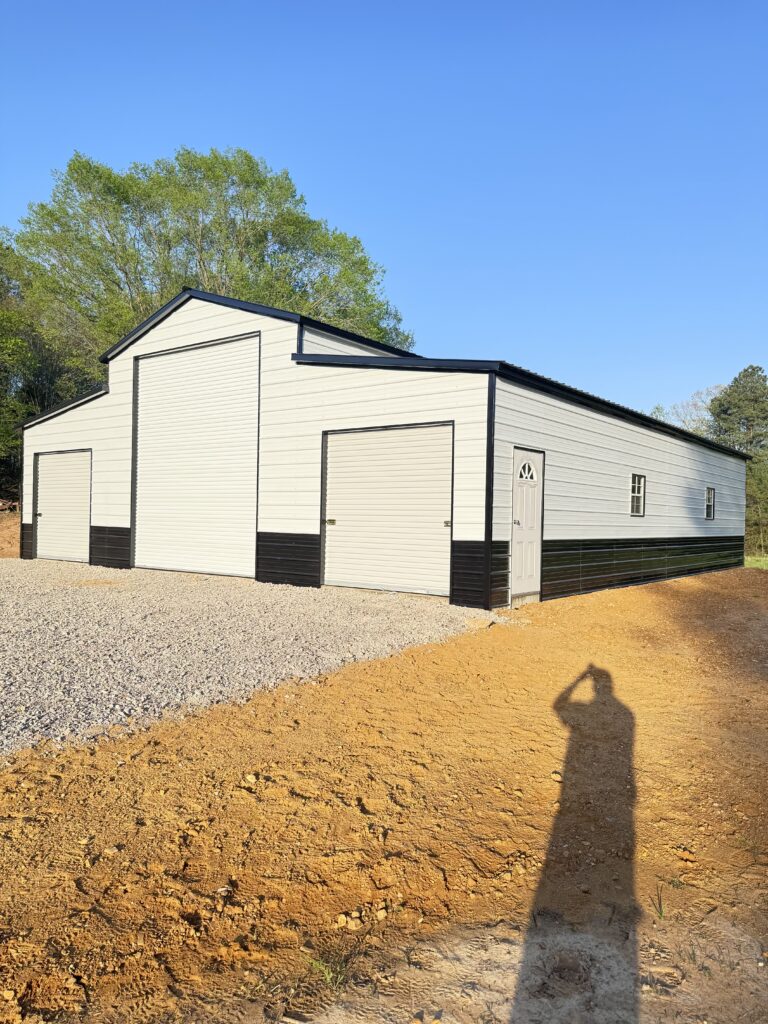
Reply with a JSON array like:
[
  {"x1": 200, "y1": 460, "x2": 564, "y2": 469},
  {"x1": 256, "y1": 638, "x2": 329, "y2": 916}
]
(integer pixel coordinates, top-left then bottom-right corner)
[{"x1": 1, "y1": 1, "x2": 765, "y2": 411}]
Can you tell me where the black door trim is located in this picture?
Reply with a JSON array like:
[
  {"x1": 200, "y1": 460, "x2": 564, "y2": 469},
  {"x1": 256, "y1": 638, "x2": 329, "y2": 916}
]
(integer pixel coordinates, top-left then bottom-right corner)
[{"x1": 319, "y1": 419, "x2": 456, "y2": 593}]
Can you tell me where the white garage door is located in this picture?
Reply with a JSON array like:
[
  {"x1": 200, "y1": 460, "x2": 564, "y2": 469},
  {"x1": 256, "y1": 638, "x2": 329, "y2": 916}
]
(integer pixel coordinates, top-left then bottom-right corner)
[
  {"x1": 134, "y1": 335, "x2": 259, "y2": 576},
  {"x1": 34, "y1": 450, "x2": 91, "y2": 562},
  {"x1": 323, "y1": 424, "x2": 453, "y2": 596}
]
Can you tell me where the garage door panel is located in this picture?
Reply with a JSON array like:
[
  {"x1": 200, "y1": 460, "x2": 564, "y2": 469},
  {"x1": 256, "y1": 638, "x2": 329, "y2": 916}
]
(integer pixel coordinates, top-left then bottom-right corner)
[
  {"x1": 323, "y1": 424, "x2": 452, "y2": 596},
  {"x1": 134, "y1": 336, "x2": 259, "y2": 577}
]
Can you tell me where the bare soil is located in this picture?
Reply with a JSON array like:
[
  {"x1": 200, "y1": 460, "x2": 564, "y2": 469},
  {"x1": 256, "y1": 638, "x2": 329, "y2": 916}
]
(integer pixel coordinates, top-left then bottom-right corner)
[
  {"x1": 0, "y1": 570, "x2": 766, "y2": 1023},
  {"x1": 0, "y1": 512, "x2": 19, "y2": 558}
]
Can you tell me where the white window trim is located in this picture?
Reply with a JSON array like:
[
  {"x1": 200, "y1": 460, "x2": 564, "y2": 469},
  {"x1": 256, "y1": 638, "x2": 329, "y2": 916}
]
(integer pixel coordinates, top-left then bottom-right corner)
[
  {"x1": 705, "y1": 486, "x2": 716, "y2": 520},
  {"x1": 630, "y1": 473, "x2": 646, "y2": 517}
]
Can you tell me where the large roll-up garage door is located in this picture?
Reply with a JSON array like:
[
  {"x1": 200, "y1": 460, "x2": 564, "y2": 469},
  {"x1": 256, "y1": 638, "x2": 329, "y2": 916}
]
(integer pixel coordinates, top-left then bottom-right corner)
[
  {"x1": 323, "y1": 423, "x2": 453, "y2": 596},
  {"x1": 134, "y1": 335, "x2": 259, "y2": 576}
]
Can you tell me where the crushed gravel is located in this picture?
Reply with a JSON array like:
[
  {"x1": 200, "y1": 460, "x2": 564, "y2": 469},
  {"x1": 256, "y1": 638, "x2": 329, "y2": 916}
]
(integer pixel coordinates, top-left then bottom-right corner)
[{"x1": 0, "y1": 559, "x2": 496, "y2": 755}]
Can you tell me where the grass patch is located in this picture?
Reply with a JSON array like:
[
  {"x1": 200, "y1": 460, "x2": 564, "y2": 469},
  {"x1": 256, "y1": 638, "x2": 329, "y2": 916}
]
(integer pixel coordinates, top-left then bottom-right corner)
[{"x1": 746, "y1": 555, "x2": 768, "y2": 570}]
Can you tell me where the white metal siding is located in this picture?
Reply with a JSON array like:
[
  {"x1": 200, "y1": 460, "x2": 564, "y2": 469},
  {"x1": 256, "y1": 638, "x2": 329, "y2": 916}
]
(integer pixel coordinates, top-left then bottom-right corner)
[
  {"x1": 493, "y1": 379, "x2": 746, "y2": 541},
  {"x1": 258, "y1": 357, "x2": 488, "y2": 541},
  {"x1": 134, "y1": 336, "x2": 259, "y2": 575},
  {"x1": 35, "y1": 451, "x2": 91, "y2": 562},
  {"x1": 323, "y1": 425, "x2": 453, "y2": 595},
  {"x1": 301, "y1": 326, "x2": 408, "y2": 357},
  {"x1": 21, "y1": 299, "x2": 293, "y2": 529}
]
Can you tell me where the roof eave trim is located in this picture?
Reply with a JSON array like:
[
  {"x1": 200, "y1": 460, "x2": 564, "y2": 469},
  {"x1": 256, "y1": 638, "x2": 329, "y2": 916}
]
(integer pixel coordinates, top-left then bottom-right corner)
[
  {"x1": 21, "y1": 385, "x2": 109, "y2": 430},
  {"x1": 99, "y1": 288, "x2": 411, "y2": 364},
  {"x1": 291, "y1": 353, "x2": 750, "y2": 461}
]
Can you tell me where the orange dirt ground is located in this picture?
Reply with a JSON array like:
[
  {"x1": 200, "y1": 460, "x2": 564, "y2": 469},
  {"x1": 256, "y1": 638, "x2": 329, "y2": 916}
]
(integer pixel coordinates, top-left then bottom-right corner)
[
  {"x1": 0, "y1": 513, "x2": 19, "y2": 558},
  {"x1": 0, "y1": 569, "x2": 766, "y2": 1022}
]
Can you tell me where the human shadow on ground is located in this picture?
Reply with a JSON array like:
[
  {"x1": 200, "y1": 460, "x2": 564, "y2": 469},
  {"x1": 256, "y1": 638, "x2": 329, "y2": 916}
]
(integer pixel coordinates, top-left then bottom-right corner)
[{"x1": 510, "y1": 664, "x2": 638, "y2": 1023}]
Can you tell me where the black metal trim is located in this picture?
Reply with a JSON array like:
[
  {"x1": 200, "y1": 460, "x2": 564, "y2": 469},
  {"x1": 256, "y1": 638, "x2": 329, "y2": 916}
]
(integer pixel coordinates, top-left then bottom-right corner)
[
  {"x1": 320, "y1": 420, "x2": 456, "y2": 594},
  {"x1": 130, "y1": 331, "x2": 262, "y2": 571},
  {"x1": 21, "y1": 385, "x2": 109, "y2": 430},
  {"x1": 100, "y1": 288, "x2": 414, "y2": 364},
  {"x1": 291, "y1": 353, "x2": 749, "y2": 462},
  {"x1": 32, "y1": 448, "x2": 93, "y2": 561},
  {"x1": 541, "y1": 534, "x2": 745, "y2": 601},
  {"x1": 20, "y1": 523, "x2": 34, "y2": 559},
  {"x1": 450, "y1": 540, "x2": 486, "y2": 607},
  {"x1": 90, "y1": 526, "x2": 131, "y2": 568},
  {"x1": 256, "y1": 532, "x2": 321, "y2": 587}
]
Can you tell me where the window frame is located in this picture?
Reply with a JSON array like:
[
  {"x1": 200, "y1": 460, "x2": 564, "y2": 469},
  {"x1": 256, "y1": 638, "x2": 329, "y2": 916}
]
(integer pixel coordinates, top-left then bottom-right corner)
[
  {"x1": 630, "y1": 473, "x2": 646, "y2": 517},
  {"x1": 705, "y1": 486, "x2": 716, "y2": 520}
]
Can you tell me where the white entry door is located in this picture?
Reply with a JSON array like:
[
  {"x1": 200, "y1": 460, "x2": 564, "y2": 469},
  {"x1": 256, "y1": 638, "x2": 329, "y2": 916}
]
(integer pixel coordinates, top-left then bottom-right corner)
[
  {"x1": 323, "y1": 424, "x2": 453, "y2": 596},
  {"x1": 34, "y1": 450, "x2": 92, "y2": 562},
  {"x1": 510, "y1": 449, "x2": 544, "y2": 598},
  {"x1": 134, "y1": 335, "x2": 259, "y2": 576}
]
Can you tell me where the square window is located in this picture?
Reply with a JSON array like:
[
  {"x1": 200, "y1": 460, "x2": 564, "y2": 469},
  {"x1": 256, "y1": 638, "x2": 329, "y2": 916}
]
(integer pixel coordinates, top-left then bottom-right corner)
[
  {"x1": 631, "y1": 474, "x2": 646, "y2": 517},
  {"x1": 706, "y1": 487, "x2": 715, "y2": 520}
]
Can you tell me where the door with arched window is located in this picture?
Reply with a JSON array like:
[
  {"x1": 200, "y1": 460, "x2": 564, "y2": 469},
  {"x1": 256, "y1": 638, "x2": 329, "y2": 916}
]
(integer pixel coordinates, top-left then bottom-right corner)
[{"x1": 511, "y1": 448, "x2": 544, "y2": 598}]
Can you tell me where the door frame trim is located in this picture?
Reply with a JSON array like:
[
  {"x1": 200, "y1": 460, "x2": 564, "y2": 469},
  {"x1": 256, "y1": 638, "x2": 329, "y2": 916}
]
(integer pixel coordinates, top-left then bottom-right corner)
[
  {"x1": 510, "y1": 445, "x2": 546, "y2": 600},
  {"x1": 32, "y1": 448, "x2": 93, "y2": 562},
  {"x1": 130, "y1": 330, "x2": 262, "y2": 572},
  {"x1": 319, "y1": 420, "x2": 456, "y2": 592}
]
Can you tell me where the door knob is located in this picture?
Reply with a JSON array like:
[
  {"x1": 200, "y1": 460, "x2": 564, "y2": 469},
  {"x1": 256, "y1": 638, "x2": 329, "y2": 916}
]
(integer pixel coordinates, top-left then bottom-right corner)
[
  {"x1": 513, "y1": 519, "x2": 520, "y2": 525},
  {"x1": 323, "y1": 519, "x2": 336, "y2": 525},
  {"x1": 35, "y1": 512, "x2": 43, "y2": 518}
]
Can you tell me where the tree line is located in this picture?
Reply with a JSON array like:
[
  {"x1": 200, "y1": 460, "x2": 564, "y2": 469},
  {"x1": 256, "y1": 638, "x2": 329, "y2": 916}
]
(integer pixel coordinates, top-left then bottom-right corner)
[{"x1": 651, "y1": 366, "x2": 768, "y2": 555}]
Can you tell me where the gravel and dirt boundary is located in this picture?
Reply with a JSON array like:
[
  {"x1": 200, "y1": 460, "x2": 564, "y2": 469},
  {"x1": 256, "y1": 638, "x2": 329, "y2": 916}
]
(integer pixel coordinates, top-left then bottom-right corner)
[{"x1": 0, "y1": 558, "x2": 495, "y2": 755}]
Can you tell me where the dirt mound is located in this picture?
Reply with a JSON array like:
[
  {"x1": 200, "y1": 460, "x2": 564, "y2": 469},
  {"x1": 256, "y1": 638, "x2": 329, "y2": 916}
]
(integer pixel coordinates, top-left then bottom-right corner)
[
  {"x1": 0, "y1": 569, "x2": 766, "y2": 1022},
  {"x1": 0, "y1": 512, "x2": 19, "y2": 558}
]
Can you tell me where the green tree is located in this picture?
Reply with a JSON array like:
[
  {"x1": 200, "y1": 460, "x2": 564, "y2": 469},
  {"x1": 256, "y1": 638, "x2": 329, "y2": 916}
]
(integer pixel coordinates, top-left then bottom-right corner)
[
  {"x1": 0, "y1": 148, "x2": 413, "y2": 496},
  {"x1": 8, "y1": 149, "x2": 412, "y2": 355},
  {"x1": 710, "y1": 365, "x2": 768, "y2": 555}
]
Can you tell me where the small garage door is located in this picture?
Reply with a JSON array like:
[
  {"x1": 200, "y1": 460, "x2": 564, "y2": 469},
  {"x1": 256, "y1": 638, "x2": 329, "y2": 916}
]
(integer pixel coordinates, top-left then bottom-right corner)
[
  {"x1": 134, "y1": 335, "x2": 259, "y2": 576},
  {"x1": 323, "y1": 424, "x2": 453, "y2": 595},
  {"x1": 34, "y1": 450, "x2": 91, "y2": 562}
]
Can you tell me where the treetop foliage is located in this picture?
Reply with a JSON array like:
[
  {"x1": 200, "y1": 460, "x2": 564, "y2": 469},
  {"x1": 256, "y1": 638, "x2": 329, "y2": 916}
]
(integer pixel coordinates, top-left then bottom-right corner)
[{"x1": 0, "y1": 147, "x2": 413, "y2": 494}]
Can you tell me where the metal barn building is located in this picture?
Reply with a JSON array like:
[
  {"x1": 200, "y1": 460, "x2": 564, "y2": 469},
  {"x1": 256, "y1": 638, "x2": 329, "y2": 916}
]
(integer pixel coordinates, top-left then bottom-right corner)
[{"x1": 20, "y1": 289, "x2": 747, "y2": 608}]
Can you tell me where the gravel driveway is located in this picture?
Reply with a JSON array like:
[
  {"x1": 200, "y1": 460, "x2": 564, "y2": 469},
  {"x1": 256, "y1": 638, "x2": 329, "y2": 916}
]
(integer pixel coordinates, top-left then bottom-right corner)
[{"x1": 0, "y1": 559, "x2": 494, "y2": 755}]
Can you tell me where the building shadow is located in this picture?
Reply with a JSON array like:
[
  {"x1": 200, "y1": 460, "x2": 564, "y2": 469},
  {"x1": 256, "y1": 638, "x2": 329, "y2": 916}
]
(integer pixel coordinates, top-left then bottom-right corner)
[{"x1": 510, "y1": 664, "x2": 638, "y2": 1023}]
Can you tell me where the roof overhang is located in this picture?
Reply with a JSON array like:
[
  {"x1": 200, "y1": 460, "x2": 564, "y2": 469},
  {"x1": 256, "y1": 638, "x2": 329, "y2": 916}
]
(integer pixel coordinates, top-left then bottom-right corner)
[{"x1": 291, "y1": 353, "x2": 750, "y2": 461}]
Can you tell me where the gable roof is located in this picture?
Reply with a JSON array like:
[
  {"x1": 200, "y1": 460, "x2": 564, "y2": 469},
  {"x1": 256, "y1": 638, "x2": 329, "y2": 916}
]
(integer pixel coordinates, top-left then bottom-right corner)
[{"x1": 99, "y1": 287, "x2": 415, "y2": 363}]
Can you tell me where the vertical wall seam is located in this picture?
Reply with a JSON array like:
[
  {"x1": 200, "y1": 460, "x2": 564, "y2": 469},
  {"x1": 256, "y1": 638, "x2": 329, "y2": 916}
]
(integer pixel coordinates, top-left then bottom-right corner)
[{"x1": 484, "y1": 373, "x2": 496, "y2": 610}]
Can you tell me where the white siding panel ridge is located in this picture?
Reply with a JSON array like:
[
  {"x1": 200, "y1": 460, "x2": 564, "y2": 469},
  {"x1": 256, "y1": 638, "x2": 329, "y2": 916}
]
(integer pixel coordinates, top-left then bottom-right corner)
[{"x1": 134, "y1": 334, "x2": 259, "y2": 576}]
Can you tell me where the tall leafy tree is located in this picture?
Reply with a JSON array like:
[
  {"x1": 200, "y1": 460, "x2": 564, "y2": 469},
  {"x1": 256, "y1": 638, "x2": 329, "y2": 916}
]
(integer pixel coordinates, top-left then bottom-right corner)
[
  {"x1": 709, "y1": 365, "x2": 768, "y2": 555},
  {"x1": 0, "y1": 148, "x2": 413, "y2": 496}
]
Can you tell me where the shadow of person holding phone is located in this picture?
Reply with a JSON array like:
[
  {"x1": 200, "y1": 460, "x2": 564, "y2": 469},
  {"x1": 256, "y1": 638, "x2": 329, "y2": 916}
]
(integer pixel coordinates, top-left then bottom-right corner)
[{"x1": 510, "y1": 664, "x2": 638, "y2": 1023}]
